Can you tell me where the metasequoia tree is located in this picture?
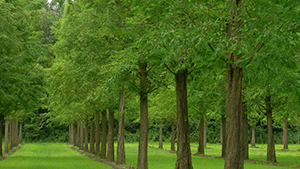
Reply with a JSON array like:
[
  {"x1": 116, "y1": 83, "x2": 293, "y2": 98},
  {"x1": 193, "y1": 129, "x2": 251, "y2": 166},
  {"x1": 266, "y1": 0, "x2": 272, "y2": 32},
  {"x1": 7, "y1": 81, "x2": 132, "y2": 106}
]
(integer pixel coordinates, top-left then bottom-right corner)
[{"x1": 0, "y1": 0, "x2": 46, "y2": 157}]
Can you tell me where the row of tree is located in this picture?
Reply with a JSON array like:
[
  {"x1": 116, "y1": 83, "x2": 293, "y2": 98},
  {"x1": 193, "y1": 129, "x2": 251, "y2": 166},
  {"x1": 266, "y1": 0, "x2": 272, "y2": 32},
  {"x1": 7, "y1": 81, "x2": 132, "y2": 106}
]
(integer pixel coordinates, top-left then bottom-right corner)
[
  {"x1": 1, "y1": 0, "x2": 299, "y2": 169},
  {"x1": 47, "y1": 1, "x2": 300, "y2": 169},
  {"x1": 0, "y1": 0, "x2": 52, "y2": 157}
]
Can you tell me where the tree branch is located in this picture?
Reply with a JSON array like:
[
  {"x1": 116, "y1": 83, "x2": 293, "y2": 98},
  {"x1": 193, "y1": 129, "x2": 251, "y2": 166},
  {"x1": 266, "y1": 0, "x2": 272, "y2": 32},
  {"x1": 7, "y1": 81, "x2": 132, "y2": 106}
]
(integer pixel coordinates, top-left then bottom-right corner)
[
  {"x1": 208, "y1": 43, "x2": 226, "y2": 63},
  {"x1": 164, "y1": 63, "x2": 175, "y2": 75}
]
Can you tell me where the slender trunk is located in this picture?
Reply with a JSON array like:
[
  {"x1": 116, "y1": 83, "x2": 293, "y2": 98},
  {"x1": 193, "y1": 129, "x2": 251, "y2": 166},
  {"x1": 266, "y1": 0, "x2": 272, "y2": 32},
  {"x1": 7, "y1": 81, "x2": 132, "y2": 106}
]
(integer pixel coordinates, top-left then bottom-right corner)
[
  {"x1": 15, "y1": 119, "x2": 18, "y2": 147},
  {"x1": 204, "y1": 120, "x2": 207, "y2": 147},
  {"x1": 95, "y1": 112, "x2": 100, "y2": 156},
  {"x1": 221, "y1": 114, "x2": 227, "y2": 158},
  {"x1": 117, "y1": 86, "x2": 126, "y2": 164},
  {"x1": 159, "y1": 121, "x2": 163, "y2": 149},
  {"x1": 175, "y1": 69, "x2": 193, "y2": 169},
  {"x1": 85, "y1": 122, "x2": 89, "y2": 152},
  {"x1": 220, "y1": 122, "x2": 223, "y2": 145},
  {"x1": 69, "y1": 124, "x2": 74, "y2": 145},
  {"x1": 19, "y1": 117, "x2": 22, "y2": 144},
  {"x1": 73, "y1": 122, "x2": 77, "y2": 147},
  {"x1": 79, "y1": 121, "x2": 84, "y2": 150},
  {"x1": 225, "y1": 63, "x2": 243, "y2": 169},
  {"x1": 137, "y1": 62, "x2": 149, "y2": 169},
  {"x1": 171, "y1": 118, "x2": 176, "y2": 151},
  {"x1": 0, "y1": 115, "x2": 4, "y2": 156},
  {"x1": 10, "y1": 119, "x2": 13, "y2": 150},
  {"x1": 5, "y1": 116, "x2": 9, "y2": 154},
  {"x1": 251, "y1": 126, "x2": 256, "y2": 148},
  {"x1": 76, "y1": 121, "x2": 80, "y2": 148},
  {"x1": 243, "y1": 113, "x2": 249, "y2": 160},
  {"x1": 197, "y1": 117, "x2": 205, "y2": 155},
  {"x1": 90, "y1": 118, "x2": 95, "y2": 154},
  {"x1": 224, "y1": 1, "x2": 244, "y2": 168},
  {"x1": 12, "y1": 119, "x2": 18, "y2": 147},
  {"x1": 282, "y1": 117, "x2": 288, "y2": 149},
  {"x1": 266, "y1": 95, "x2": 276, "y2": 162},
  {"x1": 107, "y1": 110, "x2": 115, "y2": 162},
  {"x1": 100, "y1": 110, "x2": 107, "y2": 159}
]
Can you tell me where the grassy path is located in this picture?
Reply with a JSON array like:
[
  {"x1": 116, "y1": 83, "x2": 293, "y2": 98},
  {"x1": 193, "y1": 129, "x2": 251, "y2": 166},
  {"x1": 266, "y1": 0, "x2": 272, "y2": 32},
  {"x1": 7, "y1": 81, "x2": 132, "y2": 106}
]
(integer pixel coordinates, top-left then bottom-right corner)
[
  {"x1": 0, "y1": 142, "x2": 299, "y2": 169},
  {"x1": 0, "y1": 143, "x2": 112, "y2": 169}
]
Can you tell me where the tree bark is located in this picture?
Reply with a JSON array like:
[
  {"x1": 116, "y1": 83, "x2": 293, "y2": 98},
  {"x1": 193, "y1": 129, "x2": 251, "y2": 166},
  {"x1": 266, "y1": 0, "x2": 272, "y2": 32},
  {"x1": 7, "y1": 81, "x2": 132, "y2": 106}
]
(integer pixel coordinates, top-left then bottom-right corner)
[
  {"x1": 95, "y1": 111, "x2": 100, "y2": 156},
  {"x1": 11, "y1": 119, "x2": 18, "y2": 148},
  {"x1": 251, "y1": 126, "x2": 256, "y2": 148},
  {"x1": 224, "y1": 0, "x2": 244, "y2": 168},
  {"x1": 79, "y1": 121, "x2": 84, "y2": 150},
  {"x1": 90, "y1": 118, "x2": 95, "y2": 154},
  {"x1": 73, "y1": 122, "x2": 77, "y2": 147},
  {"x1": 266, "y1": 95, "x2": 276, "y2": 162},
  {"x1": 69, "y1": 124, "x2": 72, "y2": 144},
  {"x1": 221, "y1": 114, "x2": 226, "y2": 158},
  {"x1": 76, "y1": 121, "x2": 80, "y2": 148},
  {"x1": 19, "y1": 117, "x2": 22, "y2": 144},
  {"x1": 5, "y1": 116, "x2": 9, "y2": 154},
  {"x1": 159, "y1": 121, "x2": 163, "y2": 149},
  {"x1": 107, "y1": 110, "x2": 115, "y2": 162},
  {"x1": 175, "y1": 69, "x2": 193, "y2": 169},
  {"x1": 117, "y1": 86, "x2": 126, "y2": 164},
  {"x1": 84, "y1": 122, "x2": 89, "y2": 152},
  {"x1": 197, "y1": 117, "x2": 205, "y2": 155},
  {"x1": 282, "y1": 117, "x2": 288, "y2": 150},
  {"x1": 243, "y1": 112, "x2": 249, "y2": 160},
  {"x1": 171, "y1": 118, "x2": 176, "y2": 151},
  {"x1": 137, "y1": 62, "x2": 149, "y2": 169},
  {"x1": 10, "y1": 119, "x2": 13, "y2": 150},
  {"x1": 204, "y1": 120, "x2": 207, "y2": 148},
  {"x1": 0, "y1": 115, "x2": 4, "y2": 156},
  {"x1": 100, "y1": 110, "x2": 107, "y2": 159}
]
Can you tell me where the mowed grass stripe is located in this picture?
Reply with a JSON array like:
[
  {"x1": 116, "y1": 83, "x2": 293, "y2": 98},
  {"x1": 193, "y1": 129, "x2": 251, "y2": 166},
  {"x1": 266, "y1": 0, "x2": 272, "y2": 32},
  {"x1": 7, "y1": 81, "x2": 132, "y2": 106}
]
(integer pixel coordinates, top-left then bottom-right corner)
[{"x1": 0, "y1": 143, "x2": 112, "y2": 169}]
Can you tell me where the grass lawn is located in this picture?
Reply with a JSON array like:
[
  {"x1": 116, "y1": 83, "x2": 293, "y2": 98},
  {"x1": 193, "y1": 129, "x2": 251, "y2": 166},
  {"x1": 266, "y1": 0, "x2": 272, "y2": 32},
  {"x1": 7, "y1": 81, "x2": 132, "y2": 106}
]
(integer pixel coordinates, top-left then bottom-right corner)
[
  {"x1": 0, "y1": 142, "x2": 299, "y2": 169},
  {"x1": 0, "y1": 143, "x2": 112, "y2": 169}
]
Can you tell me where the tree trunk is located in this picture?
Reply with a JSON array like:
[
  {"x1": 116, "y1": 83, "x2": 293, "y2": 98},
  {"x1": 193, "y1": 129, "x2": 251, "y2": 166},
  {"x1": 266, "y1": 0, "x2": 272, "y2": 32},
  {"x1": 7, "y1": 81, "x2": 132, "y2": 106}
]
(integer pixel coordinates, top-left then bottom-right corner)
[
  {"x1": 79, "y1": 121, "x2": 84, "y2": 150},
  {"x1": 251, "y1": 126, "x2": 256, "y2": 148},
  {"x1": 95, "y1": 112, "x2": 100, "y2": 156},
  {"x1": 90, "y1": 118, "x2": 95, "y2": 154},
  {"x1": 204, "y1": 120, "x2": 207, "y2": 148},
  {"x1": 266, "y1": 95, "x2": 276, "y2": 162},
  {"x1": 159, "y1": 121, "x2": 163, "y2": 149},
  {"x1": 12, "y1": 119, "x2": 18, "y2": 148},
  {"x1": 225, "y1": 64, "x2": 243, "y2": 169},
  {"x1": 221, "y1": 114, "x2": 227, "y2": 158},
  {"x1": 5, "y1": 116, "x2": 9, "y2": 154},
  {"x1": 85, "y1": 122, "x2": 89, "y2": 152},
  {"x1": 117, "y1": 86, "x2": 126, "y2": 164},
  {"x1": 107, "y1": 110, "x2": 115, "y2": 162},
  {"x1": 10, "y1": 119, "x2": 13, "y2": 150},
  {"x1": 171, "y1": 118, "x2": 176, "y2": 151},
  {"x1": 73, "y1": 122, "x2": 77, "y2": 147},
  {"x1": 224, "y1": 1, "x2": 244, "y2": 168},
  {"x1": 0, "y1": 115, "x2": 4, "y2": 156},
  {"x1": 282, "y1": 117, "x2": 288, "y2": 150},
  {"x1": 137, "y1": 62, "x2": 149, "y2": 169},
  {"x1": 19, "y1": 117, "x2": 22, "y2": 144},
  {"x1": 76, "y1": 121, "x2": 80, "y2": 148},
  {"x1": 69, "y1": 124, "x2": 72, "y2": 144},
  {"x1": 100, "y1": 110, "x2": 107, "y2": 159},
  {"x1": 175, "y1": 69, "x2": 193, "y2": 169},
  {"x1": 243, "y1": 112, "x2": 249, "y2": 160},
  {"x1": 197, "y1": 117, "x2": 205, "y2": 155}
]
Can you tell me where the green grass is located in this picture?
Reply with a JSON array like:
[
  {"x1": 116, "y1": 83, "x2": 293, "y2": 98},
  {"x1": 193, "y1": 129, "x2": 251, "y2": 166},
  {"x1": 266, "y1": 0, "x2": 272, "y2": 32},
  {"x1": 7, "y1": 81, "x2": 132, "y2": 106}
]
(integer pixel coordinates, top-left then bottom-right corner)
[
  {"x1": 1, "y1": 142, "x2": 299, "y2": 169},
  {"x1": 0, "y1": 143, "x2": 112, "y2": 169}
]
